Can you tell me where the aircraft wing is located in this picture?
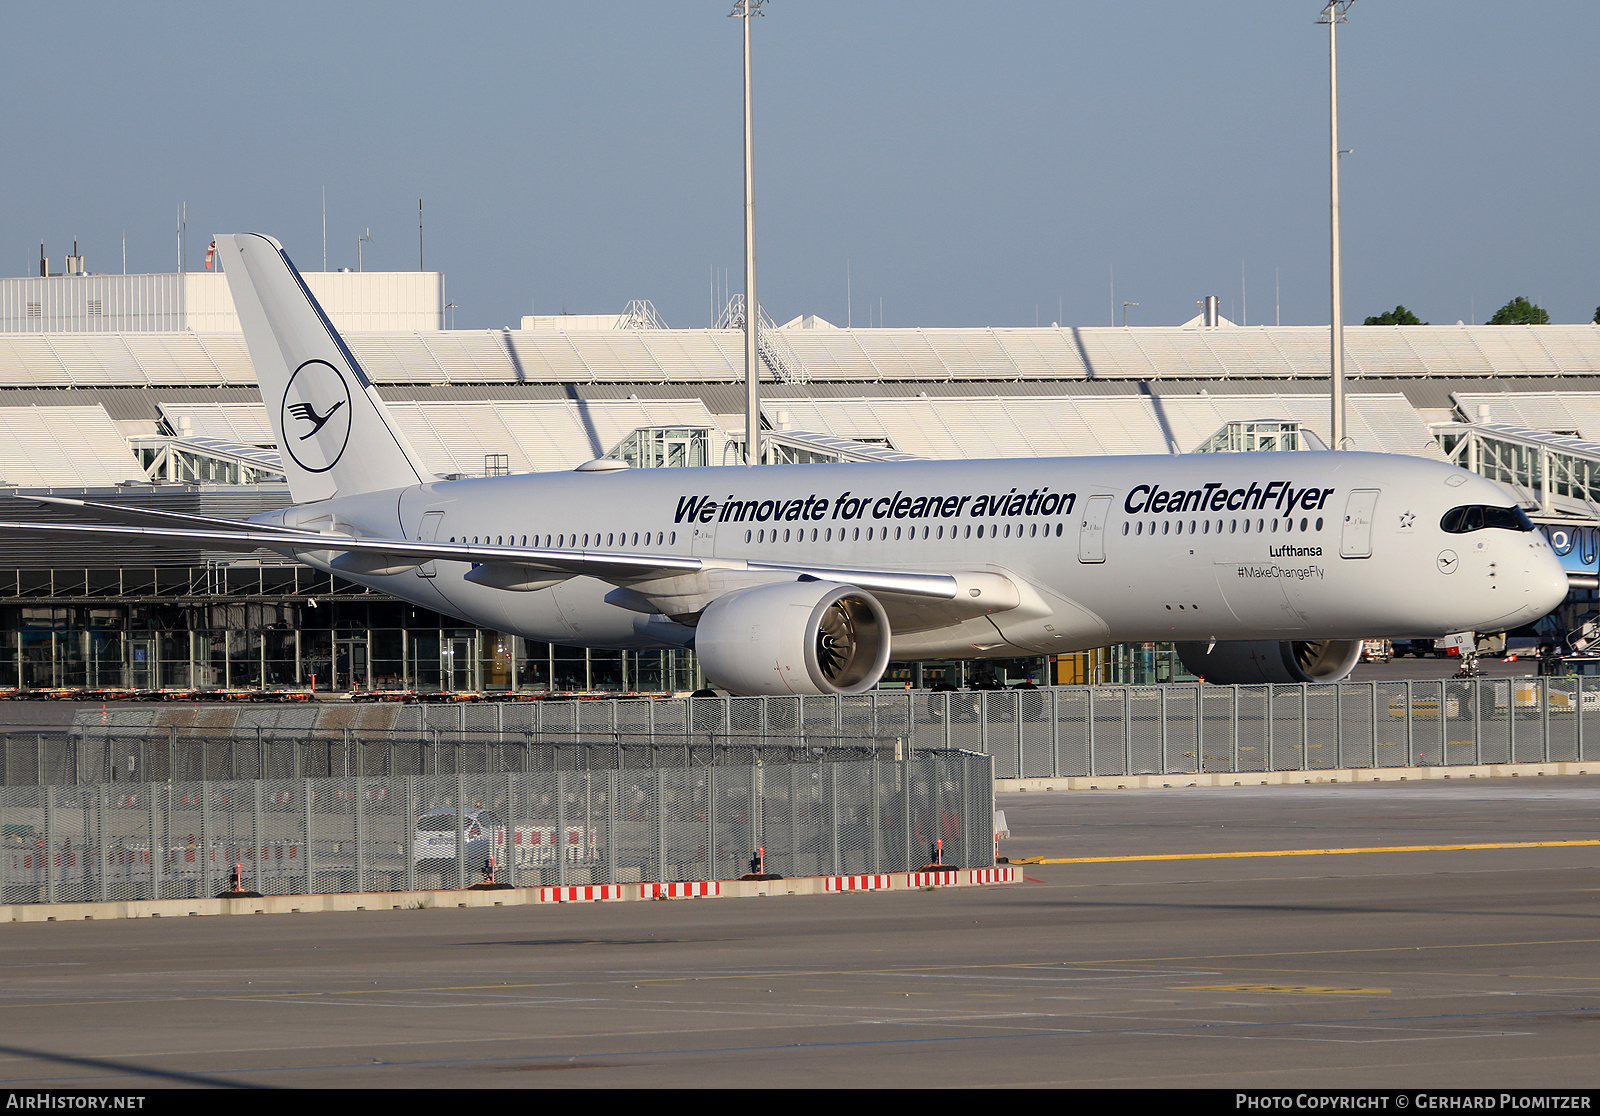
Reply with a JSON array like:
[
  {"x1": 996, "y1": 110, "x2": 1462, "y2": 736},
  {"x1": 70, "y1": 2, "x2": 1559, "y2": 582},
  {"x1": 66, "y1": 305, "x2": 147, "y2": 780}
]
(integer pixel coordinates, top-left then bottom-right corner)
[{"x1": 0, "y1": 517, "x2": 965, "y2": 601}]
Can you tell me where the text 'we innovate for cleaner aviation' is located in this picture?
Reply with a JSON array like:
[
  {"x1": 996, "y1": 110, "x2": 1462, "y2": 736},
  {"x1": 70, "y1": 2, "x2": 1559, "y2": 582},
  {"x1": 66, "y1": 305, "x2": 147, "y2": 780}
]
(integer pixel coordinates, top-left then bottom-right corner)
[
  {"x1": 0, "y1": 233, "x2": 1569, "y2": 695},
  {"x1": 672, "y1": 488, "x2": 1078, "y2": 525},
  {"x1": 672, "y1": 477, "x2": 1332, "y2": 526}
]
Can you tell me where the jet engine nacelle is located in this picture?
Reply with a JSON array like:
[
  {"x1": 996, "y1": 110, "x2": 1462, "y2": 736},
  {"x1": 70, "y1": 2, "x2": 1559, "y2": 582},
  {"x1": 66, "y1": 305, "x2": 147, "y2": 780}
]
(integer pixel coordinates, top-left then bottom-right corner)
[
  {"x1": 1175, "y1": 639, "x2": 1363, "y2": 685},
  {"x1": 693, "y1": 580, "x2": 892, "y2": 696}
]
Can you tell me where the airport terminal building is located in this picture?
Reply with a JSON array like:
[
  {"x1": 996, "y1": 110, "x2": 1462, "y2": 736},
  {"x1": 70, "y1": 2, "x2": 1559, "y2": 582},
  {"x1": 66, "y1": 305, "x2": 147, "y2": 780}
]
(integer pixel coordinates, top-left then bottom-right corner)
[{"x1": 3, "y1": 267, "x2": 1599, "y2": 695}]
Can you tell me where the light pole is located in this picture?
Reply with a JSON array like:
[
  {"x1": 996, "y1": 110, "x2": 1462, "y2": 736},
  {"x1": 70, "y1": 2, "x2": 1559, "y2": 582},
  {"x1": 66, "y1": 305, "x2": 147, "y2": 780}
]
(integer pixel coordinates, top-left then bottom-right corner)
[
  {"x1": 1319, "y1": 1, "x2": 1355, "y2": 450},
  {"x1": 358, "y1": 228, "x2": 371, "y2": 273},
  {"x1": 1122, "y1": 301, "x2": 1139, "y2": 328},
  {"x1": 731, "y1": 0, "x2": 765, "y2": 466}
]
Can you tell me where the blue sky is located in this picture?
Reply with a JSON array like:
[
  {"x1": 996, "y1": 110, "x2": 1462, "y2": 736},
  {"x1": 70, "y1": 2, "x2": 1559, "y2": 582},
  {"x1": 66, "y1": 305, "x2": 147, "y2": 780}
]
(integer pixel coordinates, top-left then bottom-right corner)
[{"x1": 3, "y1": 2, "x2": 1596, "y2": 330}]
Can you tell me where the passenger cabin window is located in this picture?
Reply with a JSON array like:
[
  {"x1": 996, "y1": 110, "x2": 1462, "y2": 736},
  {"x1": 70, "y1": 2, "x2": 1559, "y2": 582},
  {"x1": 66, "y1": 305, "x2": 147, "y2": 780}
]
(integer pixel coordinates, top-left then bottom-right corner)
[{"x1": 1440, "y1": 505, "x2": 1535, "y2": 534}]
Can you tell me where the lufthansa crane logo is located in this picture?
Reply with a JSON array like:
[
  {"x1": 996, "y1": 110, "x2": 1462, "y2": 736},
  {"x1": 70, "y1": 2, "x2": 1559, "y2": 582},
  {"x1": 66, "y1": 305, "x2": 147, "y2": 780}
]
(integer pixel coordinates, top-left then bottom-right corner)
[{"x1": 280, "y1": 359, "x2": 352, "y2": 473}]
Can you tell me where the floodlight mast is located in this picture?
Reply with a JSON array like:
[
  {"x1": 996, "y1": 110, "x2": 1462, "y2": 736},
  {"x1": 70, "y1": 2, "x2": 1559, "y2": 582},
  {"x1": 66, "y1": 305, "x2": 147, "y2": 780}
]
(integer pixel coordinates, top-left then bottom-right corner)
[
  {"x1": 1319, "y1": 1, "x2": 1355, "y2": 450},
  {"x1": 732, "y1": 0, "x2": 766, "y2": 466}
]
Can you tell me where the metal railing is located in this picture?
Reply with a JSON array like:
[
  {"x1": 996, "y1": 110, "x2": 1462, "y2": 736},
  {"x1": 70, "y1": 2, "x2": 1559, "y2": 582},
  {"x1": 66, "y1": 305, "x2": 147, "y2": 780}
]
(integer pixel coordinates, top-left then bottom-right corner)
[
  {"x1": 3, "y1": 678, "x2": 1595, "y2": 789},
  {"x1": 1, "y1": 752, "x2": 992, "y2": 906}
]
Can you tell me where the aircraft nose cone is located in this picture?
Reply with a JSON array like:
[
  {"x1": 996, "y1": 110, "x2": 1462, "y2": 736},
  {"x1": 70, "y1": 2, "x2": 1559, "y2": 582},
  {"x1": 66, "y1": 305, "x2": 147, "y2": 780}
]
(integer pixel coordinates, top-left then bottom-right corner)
[{"x1": 1521, "y1": 544, "x2": 1569, "y2": 624}]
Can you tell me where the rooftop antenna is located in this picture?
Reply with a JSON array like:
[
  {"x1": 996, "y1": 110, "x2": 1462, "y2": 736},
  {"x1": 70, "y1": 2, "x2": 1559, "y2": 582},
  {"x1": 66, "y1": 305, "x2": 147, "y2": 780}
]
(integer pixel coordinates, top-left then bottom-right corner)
[
  {"x1": 322, "y1": 186, "x2": 327, "y2": 271},
  {"x1": 418, "y1": 199, "x2": 424, "y2": 271},
  {"x1": 1318, "y1": 1, "x2": 1356, "y2": 449},
  {"x1": 731, "y1": 0, "x2": 767, "y2": 466},
  {"x1": 358, "y1": 227, "x2": 371, "y2": 272}
]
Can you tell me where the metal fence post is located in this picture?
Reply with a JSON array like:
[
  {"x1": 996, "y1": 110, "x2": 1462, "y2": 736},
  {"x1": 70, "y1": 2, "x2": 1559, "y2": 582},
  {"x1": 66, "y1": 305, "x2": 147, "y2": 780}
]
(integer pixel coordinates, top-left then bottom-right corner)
[
  {"x1": 704, "y1": 765, "x2": 715, "y2": 882},
  {"x1": 979, "y1": 692, "x2": 989, "y2": 759},
  {"x1": 1335, "y1": 682, "x2": 1344, "y2": 769},
  {"x1": 148, "y1": 784, "x2": 163, "y2": 901},
  {"x1": 1159, "y1": 686, "x2": 1168, "y2": 772},
  {"x1": 954, "y1": 754, "x2": 969, "y2": 868},
  {"x1": 454, "y1": 772, "x2": 467, "y2": 890},
  {"x1": 1123, "y1": 687, "x2": 1132, "y2": 776},
  {"x1": 302, "y1": 778, "x2": 315, "y2": 897},
  {"x1": 1087, "y1": 687, "x2": 1097, "y2": 777},
  {"x1": 605, "y1": 769, "x2": 619, "y2": 886},
  {"x1": 1300, "y1": 684, "x2": 1309, "y2": 771},
  {"x1": 502, "y1": 772, "x2": 517, "y2": 889},
  {"x1": 555, "y1": 770, "x2": 568, "y2": 888},
  {"x1": 1542, "y1": 678, "x2": 1552, "y2": 763},
  {"x1": 94, "y1": 784, "x2": 108, "y2": 903},
  {"x1": 828, "y1": 762, "x2": 840, "y2": 876},
  {"x1": 901, "y1": 754, "x2": 914, "y2": 872},
  {"x1": 749, "y1": 764, "x2": 761, "y2": 869},
  {"x1": 1474, "y1": 677, "x2": 1483, "y2": 765},
  {"x1": 1404, "y1": 680, "x2": 1415, "y2": 765},
  {"x1": 787, "y1": 762, "x2": 799, "y2": 876},
  {"x1": 1507, "y1": 677, "x2": 1516, "y2": 762},
  {"x1": 44, "y1": 785, "x2": 58, "y2": 904},
  {"x1": 200, "y1": 781, "x2": 212, "y2": 898},
  {"x1": 168, "y1": 725, "x2": 178, "y2": 782},
  {"x1": 252, "y1": 781, "x2": 264, "y2": 896},
  {"x1": 404, "y1": 776, "x2": 418, "y2": 893},
  {"x1": 1369, "y1": 677, "x2": 1382, "y2": 764},
  {"x1": 1049, "y1": 689, "x2": 1061, "y2": 778},
  {"x1": 870, "y1": 758, "x2": 882, "y2": 874},
  {"x1": 1579, "y1": 676, "x2": 1587, "y2": 760},
  {"x1": 353, "y1": 774, "x2": 367, "y2": 894},
  {"x1": 654, "y1": 767, "x2": 667, "y2": 884}
]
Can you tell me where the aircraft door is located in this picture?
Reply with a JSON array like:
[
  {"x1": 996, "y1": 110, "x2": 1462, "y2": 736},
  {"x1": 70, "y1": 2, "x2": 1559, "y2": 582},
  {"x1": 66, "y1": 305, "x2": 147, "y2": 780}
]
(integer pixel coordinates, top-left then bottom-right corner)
[
  {"x1": 1077, "y1": 495, "x2": 1113, "y2": 563},
  {"x1": 1340, "y1": 489, "x2": 1380, "y2": 559},
  {"x1": 415, "y1": 511, "x2": 444, "y2": 578}
]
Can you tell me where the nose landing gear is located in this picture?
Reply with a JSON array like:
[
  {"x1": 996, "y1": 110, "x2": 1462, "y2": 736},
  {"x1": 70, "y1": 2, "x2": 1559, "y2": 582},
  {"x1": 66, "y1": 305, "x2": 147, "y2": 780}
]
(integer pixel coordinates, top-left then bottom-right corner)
[{"x1": 1454, "y1": 631, "x2": 1506, "y2": 679}]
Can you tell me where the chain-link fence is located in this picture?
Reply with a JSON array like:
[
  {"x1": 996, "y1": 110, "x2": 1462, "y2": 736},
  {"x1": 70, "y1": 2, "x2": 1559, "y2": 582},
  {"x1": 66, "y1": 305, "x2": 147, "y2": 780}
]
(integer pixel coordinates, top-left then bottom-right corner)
[
  {"x1": 4, "y1": 679, "x2": 1595, "y2": 789},
  {"x1": 0, "y1": 751, "x2": 992, "y2": 905}
]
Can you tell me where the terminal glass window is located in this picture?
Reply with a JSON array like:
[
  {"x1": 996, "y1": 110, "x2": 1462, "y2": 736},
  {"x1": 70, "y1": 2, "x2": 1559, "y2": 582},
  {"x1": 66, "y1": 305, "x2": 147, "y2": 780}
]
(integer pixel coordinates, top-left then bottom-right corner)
[
  {"x1": 1196, "y1": 420, "x2": 1301, "y2": 454},
  {"x1": 608, "y1": 427, "x2": 708, "y2": 469}
]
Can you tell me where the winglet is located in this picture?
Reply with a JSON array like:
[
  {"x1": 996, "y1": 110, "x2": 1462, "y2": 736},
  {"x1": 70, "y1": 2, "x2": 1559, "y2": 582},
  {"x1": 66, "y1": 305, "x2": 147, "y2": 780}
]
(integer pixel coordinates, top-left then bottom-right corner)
[{"x1": 214, "y1": 233, "x2": 436, "y2": 502}]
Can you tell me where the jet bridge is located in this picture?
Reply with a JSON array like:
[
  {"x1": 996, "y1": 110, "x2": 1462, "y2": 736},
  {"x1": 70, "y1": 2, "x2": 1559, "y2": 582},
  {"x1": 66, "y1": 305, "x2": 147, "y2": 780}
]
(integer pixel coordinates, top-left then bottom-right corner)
[{"x1": 1437, "y1": 422, "x2": 1600, "y2": 526}]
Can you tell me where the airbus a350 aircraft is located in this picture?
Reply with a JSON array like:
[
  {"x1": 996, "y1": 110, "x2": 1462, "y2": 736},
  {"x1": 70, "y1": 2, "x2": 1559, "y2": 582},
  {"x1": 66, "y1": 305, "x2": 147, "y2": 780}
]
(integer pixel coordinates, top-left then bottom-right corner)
[{"x1": 0, "y1": 234, "x2": 1570, "y2": 691}]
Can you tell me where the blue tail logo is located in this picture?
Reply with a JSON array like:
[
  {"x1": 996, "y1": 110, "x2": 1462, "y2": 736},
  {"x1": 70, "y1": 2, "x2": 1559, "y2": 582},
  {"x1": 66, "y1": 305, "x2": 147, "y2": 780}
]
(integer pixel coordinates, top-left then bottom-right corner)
[{"x1": 280, "y1": 359, "x2": 352, "y2": 473}]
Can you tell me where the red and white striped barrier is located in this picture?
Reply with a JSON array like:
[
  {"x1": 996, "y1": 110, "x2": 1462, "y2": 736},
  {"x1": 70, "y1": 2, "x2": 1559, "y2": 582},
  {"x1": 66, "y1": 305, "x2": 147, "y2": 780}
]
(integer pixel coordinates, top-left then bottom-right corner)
[
  {"x1": 825, "y1": 874, "x2": 892, "y2": 892},
  {"x1": 904, "y1": 870, "x2": 961, "y2": 888},
  {"x1": 537, "y1": 884, "x2": 623, "y2": 903},
  {"x1": 965, "y1": 866, "x2": 1017, "y2": 885},
  {"x1": 640, "y1": 880, "x2": 720, "y2": 900}
]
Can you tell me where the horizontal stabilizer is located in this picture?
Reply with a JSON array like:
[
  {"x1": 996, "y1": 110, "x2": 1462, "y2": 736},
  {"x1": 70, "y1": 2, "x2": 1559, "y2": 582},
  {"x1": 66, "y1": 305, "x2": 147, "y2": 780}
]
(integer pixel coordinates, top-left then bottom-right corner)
[{"x1": 19, "y1": 496, "x2": 309, "y2": 536}]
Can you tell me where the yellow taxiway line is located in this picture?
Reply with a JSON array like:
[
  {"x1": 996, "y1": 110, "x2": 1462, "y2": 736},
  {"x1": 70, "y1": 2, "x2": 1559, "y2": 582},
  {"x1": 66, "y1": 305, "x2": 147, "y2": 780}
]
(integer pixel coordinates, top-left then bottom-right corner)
[{"x1": 1010, "y1": 839, "x2": 1600, "y2": 865}]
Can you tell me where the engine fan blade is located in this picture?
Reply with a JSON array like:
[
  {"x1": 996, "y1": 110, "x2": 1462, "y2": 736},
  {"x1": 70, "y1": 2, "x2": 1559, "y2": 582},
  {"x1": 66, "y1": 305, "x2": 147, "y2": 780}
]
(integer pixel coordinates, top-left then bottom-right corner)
[{"x1": 815, "y1": 600, "x2": 856, "y2": 681}]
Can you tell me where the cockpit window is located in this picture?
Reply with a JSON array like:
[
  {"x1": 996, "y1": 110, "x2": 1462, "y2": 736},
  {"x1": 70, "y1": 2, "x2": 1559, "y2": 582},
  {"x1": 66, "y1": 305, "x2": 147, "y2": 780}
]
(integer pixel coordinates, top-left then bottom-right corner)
[{"x1": 1440, "y1": 505, "x2": 1535, "y2": 534}]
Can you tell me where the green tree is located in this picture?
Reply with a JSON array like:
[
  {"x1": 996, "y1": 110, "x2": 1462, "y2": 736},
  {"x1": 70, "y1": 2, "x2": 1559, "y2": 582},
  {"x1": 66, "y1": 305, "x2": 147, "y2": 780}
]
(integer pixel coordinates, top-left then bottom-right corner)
[
  {"x1": 1486, "y1": 296, "x2": 1549, "y2": 325},
  {"x1": 1364, "y1": 305, "x2": 1424, "y2": 325},
  {"x1": 1592, "y1": 306, "x2": 1599, "y2": 325}
]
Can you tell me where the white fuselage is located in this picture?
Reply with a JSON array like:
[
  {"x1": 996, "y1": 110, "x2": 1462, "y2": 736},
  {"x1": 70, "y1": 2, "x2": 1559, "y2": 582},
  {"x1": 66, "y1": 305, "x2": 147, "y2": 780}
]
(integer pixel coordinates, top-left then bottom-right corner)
[{"x1": 259, "y1": 450, "x2": 1568, "y2": 660}]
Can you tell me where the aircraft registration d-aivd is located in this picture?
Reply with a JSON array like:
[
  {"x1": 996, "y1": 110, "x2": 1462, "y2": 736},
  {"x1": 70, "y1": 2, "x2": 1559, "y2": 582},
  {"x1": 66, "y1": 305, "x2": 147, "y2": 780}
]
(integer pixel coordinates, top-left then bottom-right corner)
[{"x1": 0, "y1": 234, "x2": 1570, "y2": 691}]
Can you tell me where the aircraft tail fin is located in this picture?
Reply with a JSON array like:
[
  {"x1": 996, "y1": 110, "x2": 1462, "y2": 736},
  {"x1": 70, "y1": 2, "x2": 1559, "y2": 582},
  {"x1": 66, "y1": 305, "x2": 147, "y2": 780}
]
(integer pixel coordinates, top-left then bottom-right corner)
[{"x1": 214, "y1": 233, "x2": 435, "y2": 502}]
